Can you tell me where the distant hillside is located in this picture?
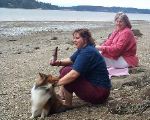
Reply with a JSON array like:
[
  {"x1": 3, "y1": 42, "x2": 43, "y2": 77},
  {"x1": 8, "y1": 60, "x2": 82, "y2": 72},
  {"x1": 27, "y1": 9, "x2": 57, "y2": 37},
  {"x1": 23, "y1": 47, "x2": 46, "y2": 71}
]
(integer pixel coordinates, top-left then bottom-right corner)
[
  {"x1": 61, "y1": 5, "x2": 150, "y2": 14},
  {"x1": 0, "y1": 0, "x2": 59, "y2": 9},
  {"x1": 0, "y1": 0, "x2": 150, "y2": 14}
]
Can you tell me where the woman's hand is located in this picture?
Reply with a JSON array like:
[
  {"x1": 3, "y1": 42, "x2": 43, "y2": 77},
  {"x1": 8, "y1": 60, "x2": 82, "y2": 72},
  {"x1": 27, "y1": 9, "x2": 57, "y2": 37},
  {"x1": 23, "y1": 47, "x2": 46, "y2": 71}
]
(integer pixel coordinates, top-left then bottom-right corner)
[
  {"x1": 50, "y1": 58, "x2": 73, "y2": 66},
  {"x1": 95, "y1": 45, "x2": 100, "y2": 49},
  {"x1": 57, "y1": 70, "x2": 80, "y2": 86},
  {"x1": 95, "y1": 45, "x2": 102, "y2": 51},
  {"x1": 50, "y1": 60, "x2": 61, "y2": 66}
]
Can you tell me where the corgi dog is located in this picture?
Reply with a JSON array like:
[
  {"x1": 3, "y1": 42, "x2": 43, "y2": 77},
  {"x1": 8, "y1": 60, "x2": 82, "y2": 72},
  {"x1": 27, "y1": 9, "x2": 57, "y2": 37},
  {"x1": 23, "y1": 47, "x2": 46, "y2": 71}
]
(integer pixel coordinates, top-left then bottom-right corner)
[{"x1": 30, "y1": 73, "x2": 70, "y2": 119}]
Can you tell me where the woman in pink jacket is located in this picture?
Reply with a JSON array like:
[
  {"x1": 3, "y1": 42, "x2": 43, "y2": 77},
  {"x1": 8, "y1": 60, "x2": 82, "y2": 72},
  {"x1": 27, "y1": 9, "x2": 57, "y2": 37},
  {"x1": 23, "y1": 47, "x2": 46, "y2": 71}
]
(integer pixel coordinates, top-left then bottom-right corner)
[{"x1": 96, "y1": 12, "x2": 138, "y2": 68}]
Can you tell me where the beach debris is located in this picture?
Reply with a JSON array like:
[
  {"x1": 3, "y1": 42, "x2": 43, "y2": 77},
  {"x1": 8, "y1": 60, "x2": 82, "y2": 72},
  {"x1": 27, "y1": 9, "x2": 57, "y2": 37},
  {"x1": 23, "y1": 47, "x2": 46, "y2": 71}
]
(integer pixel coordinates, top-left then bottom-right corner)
[
  {"x1": 66, "y1": 47, "x2": 69, "y2": 50},
  {"x1": 8, "y1": 39, "x2": 17, "y2": 42},
  {"x1": 34, "y1": 46, "x2": 40, "y2": 50},
  {"x1": 51, "y1": 36, "x2": 58, "y2": 40},
  {"x1": 132, "y1": 29, "x2": 143, "y2": 37},
  {"x1": 16, "y1": 51, "x2": 22, "y2": 54},
  {"x1": 25, "y1": 50, "x2": 34, "y2": 53},
  {"x1": 51, "y1": 46, "x2": 58, "y2": 63}
]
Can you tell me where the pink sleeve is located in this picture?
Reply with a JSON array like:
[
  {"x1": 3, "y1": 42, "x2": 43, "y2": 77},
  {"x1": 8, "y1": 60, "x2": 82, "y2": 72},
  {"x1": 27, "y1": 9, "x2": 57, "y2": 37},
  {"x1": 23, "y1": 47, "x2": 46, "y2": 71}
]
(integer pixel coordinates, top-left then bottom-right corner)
[
  {"x1": 101, "y1": 31, "x2": 117, "y2": 46},
  {"x1": 102, "y1": 30, "x2": 132, "y2": 58}
]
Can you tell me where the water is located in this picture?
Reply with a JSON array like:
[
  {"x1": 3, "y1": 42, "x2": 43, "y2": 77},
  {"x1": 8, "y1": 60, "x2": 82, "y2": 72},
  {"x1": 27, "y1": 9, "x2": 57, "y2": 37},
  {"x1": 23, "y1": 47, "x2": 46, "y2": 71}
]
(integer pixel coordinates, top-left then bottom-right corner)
[
  {"x1": 0, "y1": 8, "x2": 150, "y2": 21},
  {"x1": 0, "y1": 8, "x2": 150, "y2": 37}
]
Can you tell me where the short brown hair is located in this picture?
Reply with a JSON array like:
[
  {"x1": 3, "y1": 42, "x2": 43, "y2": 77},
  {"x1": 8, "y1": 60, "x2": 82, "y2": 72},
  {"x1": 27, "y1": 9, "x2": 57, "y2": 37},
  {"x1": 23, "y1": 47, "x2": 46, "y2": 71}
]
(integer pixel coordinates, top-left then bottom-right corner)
[{"x1": 73, "y1": 28, "x2": 95, "y2": 46}]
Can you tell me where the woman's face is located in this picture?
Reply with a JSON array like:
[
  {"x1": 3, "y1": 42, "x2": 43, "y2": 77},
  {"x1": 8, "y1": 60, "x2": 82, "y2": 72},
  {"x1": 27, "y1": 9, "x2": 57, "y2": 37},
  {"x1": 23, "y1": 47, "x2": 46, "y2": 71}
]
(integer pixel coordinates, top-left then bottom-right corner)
[
  {"x1": 115, "y1": 18, "x2": 126, "y2": 30},
  {"x1": 73, "y1": 33, "x2": 87, "y2": 49}
]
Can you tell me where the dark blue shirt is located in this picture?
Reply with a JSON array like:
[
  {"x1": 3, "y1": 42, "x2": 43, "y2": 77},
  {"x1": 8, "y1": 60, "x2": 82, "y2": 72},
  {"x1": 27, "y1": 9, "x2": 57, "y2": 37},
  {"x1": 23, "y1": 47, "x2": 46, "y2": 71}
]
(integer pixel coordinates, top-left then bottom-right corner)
[{"x1": 70, "y1": 45, "x2": 111, "y2": 89}]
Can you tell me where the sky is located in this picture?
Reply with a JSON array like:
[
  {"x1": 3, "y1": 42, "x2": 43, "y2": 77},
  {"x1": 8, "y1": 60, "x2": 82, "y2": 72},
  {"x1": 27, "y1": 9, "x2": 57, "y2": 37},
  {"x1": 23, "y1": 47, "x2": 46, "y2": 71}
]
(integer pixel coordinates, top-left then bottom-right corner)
[{"x1": 37, "y1": 0, "x2": 150, "y2": 9}]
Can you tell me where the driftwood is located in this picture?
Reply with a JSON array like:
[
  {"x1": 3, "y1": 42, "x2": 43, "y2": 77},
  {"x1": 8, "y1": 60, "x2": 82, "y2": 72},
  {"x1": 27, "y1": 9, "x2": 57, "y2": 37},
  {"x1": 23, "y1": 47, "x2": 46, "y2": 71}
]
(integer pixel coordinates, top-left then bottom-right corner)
[{"x1": 51, "y1": 46, "x2": 58, "y2": 63}]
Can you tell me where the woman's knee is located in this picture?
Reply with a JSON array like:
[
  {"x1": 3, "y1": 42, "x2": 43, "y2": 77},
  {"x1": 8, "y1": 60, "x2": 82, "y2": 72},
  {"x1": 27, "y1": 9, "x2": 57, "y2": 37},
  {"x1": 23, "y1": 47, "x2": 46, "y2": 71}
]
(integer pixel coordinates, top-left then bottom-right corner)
[{"x1": 59, "y1": 66, "x2": 72, "y2": 78}]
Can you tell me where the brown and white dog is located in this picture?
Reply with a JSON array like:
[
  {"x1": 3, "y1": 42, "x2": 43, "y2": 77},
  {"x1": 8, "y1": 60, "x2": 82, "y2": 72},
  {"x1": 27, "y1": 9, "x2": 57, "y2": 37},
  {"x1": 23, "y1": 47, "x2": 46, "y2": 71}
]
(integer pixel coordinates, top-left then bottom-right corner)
[{"x1": 30, "y1": 73, "x2": 70, "y2": 119}]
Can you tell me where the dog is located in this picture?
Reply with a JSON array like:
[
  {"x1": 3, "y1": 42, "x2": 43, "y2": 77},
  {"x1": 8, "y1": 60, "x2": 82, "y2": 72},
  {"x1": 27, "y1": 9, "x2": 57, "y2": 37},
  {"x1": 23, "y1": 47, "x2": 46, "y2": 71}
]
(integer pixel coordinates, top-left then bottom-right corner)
[{"x1": 30, "y1": 73, "x2": 70, "y2": 119}]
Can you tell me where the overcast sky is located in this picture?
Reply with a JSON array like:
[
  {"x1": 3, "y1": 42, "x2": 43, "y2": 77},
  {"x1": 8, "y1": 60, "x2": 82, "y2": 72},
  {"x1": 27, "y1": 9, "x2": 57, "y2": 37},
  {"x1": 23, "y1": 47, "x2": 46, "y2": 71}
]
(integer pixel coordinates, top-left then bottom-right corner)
[{"x1": 37, "y1": 0, "x2": 150, "y2": 9}]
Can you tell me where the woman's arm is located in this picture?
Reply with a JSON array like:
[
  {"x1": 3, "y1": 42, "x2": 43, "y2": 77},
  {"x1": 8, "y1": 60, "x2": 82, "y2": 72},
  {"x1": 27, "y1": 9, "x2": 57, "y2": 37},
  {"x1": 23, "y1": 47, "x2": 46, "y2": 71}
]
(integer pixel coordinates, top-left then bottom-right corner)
[
  {"x1": 50, "y1": 58, "x2": 73, "y2": 66},
  {"x1": 57, "y1": 69, "x2": 80, "y2": 86},
  {"x1": 96, "y1": 31, "x2": 117, "y2": 51},
  {"x1": 59, "y1": 58, "x2": 73, "y2": 66},
  {"x1": 101, "y1": 31, "x2": 117, "y2": 46},
  {"x1": 101, "y1": 30, "x2": 133, "y2": 58}
]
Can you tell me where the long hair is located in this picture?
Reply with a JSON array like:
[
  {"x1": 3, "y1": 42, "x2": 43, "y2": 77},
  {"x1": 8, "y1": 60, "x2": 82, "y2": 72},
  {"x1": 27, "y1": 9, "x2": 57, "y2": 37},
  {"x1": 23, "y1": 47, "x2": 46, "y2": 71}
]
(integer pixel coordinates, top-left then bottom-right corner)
[
  {"x1": 114, "y1": 12, "x2": 132, "y2": 29},
  {"x1": 73, "y1": 28, "x2": 95, "y2": 46}
]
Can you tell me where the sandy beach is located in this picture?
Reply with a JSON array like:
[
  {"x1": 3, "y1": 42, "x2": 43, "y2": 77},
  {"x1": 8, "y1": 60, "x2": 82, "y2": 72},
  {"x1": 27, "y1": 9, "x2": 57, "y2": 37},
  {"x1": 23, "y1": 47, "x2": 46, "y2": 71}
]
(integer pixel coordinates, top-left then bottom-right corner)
[{"x1": 0, "y1": 21, "x2": 150, "y2": 120}]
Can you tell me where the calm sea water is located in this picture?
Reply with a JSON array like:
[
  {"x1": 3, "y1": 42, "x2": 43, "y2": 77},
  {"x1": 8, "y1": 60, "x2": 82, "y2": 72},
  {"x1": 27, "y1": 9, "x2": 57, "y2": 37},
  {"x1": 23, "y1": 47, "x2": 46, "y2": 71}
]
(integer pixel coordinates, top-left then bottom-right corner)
[
  {"x1": 0, "y1": 8, "x2": 150, "y2": 36},
  {"x1": 0, "y1": 8, "x2": 150, "y2": 21}
]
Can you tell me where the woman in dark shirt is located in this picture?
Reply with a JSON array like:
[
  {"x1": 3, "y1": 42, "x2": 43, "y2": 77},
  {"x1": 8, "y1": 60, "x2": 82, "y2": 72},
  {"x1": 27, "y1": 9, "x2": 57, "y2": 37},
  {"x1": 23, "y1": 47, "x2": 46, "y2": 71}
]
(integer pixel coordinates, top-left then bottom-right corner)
[{"x1": 50, "y1": 28, "x2": 111, "y2": 106}]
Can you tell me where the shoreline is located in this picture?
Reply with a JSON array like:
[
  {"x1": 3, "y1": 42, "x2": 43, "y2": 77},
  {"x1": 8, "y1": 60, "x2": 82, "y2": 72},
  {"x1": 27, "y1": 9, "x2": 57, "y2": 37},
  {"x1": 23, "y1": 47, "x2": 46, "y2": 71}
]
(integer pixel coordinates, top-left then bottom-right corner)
[
  {"x1": 0, "y1": 21, "x2": 150, "y2": 119},
  {"x1": 0, "y1": 20, "x2": 148, "y2": 37},
  {"x1": 1, "y1": 8, "x2": 150, "y2": 22},
  {"x1": 0, "y1": 21, "x2": 114, "y2": 37}
]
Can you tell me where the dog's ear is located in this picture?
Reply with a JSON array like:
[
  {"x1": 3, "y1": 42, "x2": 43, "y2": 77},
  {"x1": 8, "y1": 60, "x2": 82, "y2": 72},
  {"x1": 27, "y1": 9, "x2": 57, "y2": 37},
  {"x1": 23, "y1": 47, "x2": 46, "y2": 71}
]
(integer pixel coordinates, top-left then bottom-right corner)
[
  {"x1": 35, "y1": 73, "x2": 47, "y2": 86},
  {"x1": 39, "y1": 73, "x2": 47, "y2": 80},
  {"x1": 47, "y1": 75, "x2": 59, "y2": 83}
]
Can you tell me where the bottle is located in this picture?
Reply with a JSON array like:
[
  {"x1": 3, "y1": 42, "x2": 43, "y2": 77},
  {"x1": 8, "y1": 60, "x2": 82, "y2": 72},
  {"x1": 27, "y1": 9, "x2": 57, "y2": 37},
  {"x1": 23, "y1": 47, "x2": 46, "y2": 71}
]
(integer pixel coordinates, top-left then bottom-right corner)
[{"x1": 51, "y1": 46, "x2": 58, "y2": 63}]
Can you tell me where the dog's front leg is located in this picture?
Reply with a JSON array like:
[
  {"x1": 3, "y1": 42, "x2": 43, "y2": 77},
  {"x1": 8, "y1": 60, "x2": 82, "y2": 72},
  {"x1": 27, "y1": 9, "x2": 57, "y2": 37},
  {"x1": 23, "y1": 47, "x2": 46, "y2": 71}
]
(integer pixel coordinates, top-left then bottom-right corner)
[
  {"x1": 30, "y1": 107, "x2": 41, "y2": 119},
  {"x1": 30, "y1": 110, "x2": 37, "y2": 119},
  {"x1": 30, "y1": 115, "x2": 34, "y2": 119},
  {"x1": 40, "y1": 109, "x2": 48, "y2": 119},
  {"x1": 30, "y1": 111, "x2": 38, "y2": 119}
]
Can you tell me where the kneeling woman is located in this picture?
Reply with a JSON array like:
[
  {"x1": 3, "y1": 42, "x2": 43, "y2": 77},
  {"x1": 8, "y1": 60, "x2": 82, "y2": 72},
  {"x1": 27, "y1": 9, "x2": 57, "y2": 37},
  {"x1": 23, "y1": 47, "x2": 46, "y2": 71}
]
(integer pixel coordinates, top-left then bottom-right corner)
[
  {"x1": 50, "y1": 28, "x2": 111, "y2": 106},
  {"x1": 96, "y1": 12, "x2": 138, "y2": 68}
]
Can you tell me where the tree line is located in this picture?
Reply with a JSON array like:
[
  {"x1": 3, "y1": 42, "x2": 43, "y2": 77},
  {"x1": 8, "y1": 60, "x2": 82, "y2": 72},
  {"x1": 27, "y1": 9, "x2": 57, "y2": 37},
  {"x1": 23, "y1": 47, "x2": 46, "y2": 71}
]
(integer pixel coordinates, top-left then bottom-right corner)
[
  {"x1": 0, "y1": 0, "x2": 150, "y2": 14},
  {"x1": 66, "y1": 5, "x2": 150, "y2": 14},
  {"x1": 0, "y1": 0, "x2": 59, "y2": 9}
]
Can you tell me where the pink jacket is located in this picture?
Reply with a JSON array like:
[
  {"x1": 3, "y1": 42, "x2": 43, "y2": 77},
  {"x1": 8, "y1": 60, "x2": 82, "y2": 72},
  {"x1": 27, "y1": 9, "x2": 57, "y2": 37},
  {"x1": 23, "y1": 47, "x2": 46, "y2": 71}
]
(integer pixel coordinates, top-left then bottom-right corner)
[{"x1": 100, "y1": 27, "x2": 138, "y2": 67}]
